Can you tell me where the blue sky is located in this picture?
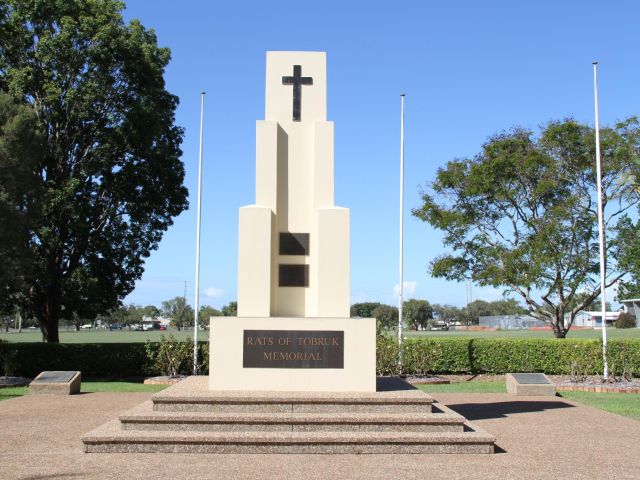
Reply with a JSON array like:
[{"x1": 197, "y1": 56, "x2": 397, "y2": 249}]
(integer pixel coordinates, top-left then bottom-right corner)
[{"x1": 121, "y1": 0, "x2": 639, "y2": 310}]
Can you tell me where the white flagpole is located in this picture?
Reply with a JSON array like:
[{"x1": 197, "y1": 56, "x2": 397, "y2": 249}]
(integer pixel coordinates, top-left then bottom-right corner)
[
  {"x1": 398, "y1": 94, "x2": 405, "y2": 370},
  {"x1": 193, "y1": 91, "x2": 206, "y2": 375},
  {"x1": 593, "y1": 62, "x2": 608, "y2": 380}
]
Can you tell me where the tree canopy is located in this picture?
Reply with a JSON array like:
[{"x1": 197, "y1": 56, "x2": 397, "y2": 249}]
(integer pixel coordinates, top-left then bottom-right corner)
[
  {"x1": 0, "y1": 0, "x2": 188, "y2": 341},
  {"x1": 402, "y1": 299, "x2": 433, "y2": 330},
  {"x1": 413, "y1": 118, "x2": 640, "y2": 337},
  {"x1": 161, "y1": 297, "x2": 193, "y2": 331},
  {"x1": 350, "y1": 302, "x2": 381, "y2": 318}
]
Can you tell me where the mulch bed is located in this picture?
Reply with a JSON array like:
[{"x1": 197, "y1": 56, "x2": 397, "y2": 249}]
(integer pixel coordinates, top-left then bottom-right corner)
[
  {"x1": 0, "y1": 376, "x2": 32, "y2": 388},
  {"x1": 404, "y1": 373, "x2": 640, "y2": 394}
]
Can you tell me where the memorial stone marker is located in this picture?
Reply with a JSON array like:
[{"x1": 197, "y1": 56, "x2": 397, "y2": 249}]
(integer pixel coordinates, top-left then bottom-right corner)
[
  {"x1": 210, "y1": 52, "x2": 376, "y2": 392},
  {"x1": 30, "y1": 370, "x2": 81, "y2": 395},
  {"x1": 506, "y1": 373, "x2": 556, "y2": 396}
]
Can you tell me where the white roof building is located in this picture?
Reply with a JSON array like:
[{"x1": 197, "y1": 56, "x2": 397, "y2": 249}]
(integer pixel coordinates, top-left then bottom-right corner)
[{"x1": 572, "y1": 311, "x2": 619, "y2": 328}]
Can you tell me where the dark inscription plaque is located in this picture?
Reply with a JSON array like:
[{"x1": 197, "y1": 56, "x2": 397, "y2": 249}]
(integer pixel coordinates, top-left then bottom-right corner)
[
  {"x1": 279, "y1": 232, "x2": 309, "y2": 255},
  {"x1": 512, "y1": 373, "x2": 551, "y2": 384},
  {"x1": 33, "y1": 371, "x2": 76, "y2": 383},
  {"x1": 243, "y1": 330, "x2": 344, "y2": 368},
  {"x1": 279, "y1": 264, "x2": 309, "y2": 287}
]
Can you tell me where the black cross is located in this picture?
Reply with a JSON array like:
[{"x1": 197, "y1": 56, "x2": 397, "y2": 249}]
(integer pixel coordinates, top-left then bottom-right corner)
[{"x1": 282, "y1": 65, "x2": 313, "y2": 122}]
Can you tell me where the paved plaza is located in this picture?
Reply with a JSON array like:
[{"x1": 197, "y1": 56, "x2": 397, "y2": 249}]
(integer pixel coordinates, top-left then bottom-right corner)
[{"x1": 1, "y1": 391, "x2": 638, "y2": 479}]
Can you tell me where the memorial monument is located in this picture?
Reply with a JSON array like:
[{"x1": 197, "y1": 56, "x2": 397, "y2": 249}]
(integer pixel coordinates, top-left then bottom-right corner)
[
  {"x1": 82, "y1": 52, "x2": 495, "y2": 454},
  {"x1": 209, "y1": 51, "x2": 376, "y2": 392}
]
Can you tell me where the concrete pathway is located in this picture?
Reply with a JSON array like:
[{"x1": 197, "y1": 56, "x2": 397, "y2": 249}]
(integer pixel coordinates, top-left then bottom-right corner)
[{"x1": 0, "y1": 391, "x2": 638, "y2": 479}]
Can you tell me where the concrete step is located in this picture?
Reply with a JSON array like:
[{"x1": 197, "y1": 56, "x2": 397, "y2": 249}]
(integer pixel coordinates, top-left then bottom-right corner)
[
  {"x1": 151, "y1": 376, "x2": 434, "y2": 413},
  {"x1": 119, "y1": 401, "x2": 464, "y2": 432},
  {"x1": 82, "y1": 420, "x2": 495, "y2": 454}
]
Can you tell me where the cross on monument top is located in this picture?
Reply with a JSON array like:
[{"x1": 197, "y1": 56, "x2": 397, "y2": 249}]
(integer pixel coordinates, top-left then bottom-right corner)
[{"x1": 282, "y1": 65, "x2": 313, "y2": 122}]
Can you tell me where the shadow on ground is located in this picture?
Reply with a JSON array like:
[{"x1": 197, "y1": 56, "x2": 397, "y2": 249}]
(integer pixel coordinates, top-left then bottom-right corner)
[{"x1": 445, "y1": 400, "x2": 575, "y2": 420}]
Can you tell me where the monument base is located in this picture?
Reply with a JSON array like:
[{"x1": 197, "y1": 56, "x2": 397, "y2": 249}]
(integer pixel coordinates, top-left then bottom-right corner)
[
  {"x1": 209, "y1": 317, "x2": 376, "y2": 392},
  {"x1": 82, "y1": 376, "x2": 496, "y2": 454}
]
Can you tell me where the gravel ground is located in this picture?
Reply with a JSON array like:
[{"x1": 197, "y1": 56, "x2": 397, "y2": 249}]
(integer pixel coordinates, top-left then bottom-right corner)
[{"x1": 1, "y1": 390, "x2": 639, "y2": 479}]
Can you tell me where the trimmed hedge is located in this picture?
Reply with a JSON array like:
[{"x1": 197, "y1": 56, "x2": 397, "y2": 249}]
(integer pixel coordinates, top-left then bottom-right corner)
[
  {"x1": 1, "y1": 337, "x2": 638, "y2": 379},
  {"x1": 377, "y1": 336, "x2": 640, "y2": 377},
  {"x1": 0, "y1": 342, "x2": 209, "y2": 379}
]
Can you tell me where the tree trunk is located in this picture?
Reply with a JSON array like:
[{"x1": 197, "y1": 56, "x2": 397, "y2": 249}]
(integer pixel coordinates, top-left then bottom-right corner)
[
  {"x1": 552, "y1": 314, "x2": 568, "y2": 338},
  {"x1": 37, "y1": 288, "x2": 61, "y2": 343},
  {"x1": 40, "y1": 315, "x2": 60, "y2": 342}
]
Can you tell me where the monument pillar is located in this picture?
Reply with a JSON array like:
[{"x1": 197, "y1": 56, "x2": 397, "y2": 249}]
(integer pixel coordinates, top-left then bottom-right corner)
[{"x1": 210, "y1": 51, "x2": 375, "y2": 392}]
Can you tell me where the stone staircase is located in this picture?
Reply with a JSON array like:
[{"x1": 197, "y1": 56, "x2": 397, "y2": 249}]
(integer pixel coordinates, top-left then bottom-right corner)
[{"x1": 82, "y1": 377, "x2": 495, "y2": 454}]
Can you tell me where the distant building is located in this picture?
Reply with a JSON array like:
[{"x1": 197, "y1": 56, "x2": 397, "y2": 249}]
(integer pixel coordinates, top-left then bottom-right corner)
[
  {"x1": 572, "y1": 311, "x2": 619, "y2": 328},
  {"x1": 479, "y1": 315, "x2": 545, "y2": 330},
  {"x1": 619, "y1": 299, "x2": 640, "y2": 324}
]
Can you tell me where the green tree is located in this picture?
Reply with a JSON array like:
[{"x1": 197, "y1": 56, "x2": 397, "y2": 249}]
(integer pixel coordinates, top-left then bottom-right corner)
[
  {"x1": 616, "y1": 280, "x2": 640, "y2": 301},
  {"x1": 461, "y1": 300, "x2": 494, "y2": 325},
  {"x1": 0, "y1": 93, "x2": 43, "y2": 317},
  {"x1": 614, "y1": 312, "x2": 636, "y2": 328},
  {"x1": 141, "y1": 305, "x2": 160, "y2": 319},
  {"x1": 350, "y1": 302, "x2": 381, "y2": 318},
  {"x1": 567, "y1": 292, "x2": 611, "y2": 312},
  {"x1": 372, "y1": 304, "x2": 398, "y2": 331},
  {"x1": 221, "y1": 301, "x2": 237, "y2": 317},
  {"x1": 403, "y1": 299, "x2": 433, "y2": 330},
  {"x1": 105, "y1": 304, "x2": 142, "y2": 329},
  {"x1": 0, "y1": 1, "x2": 188, "y2": 341},
  {"x1": 413, "y1": 119, "x2": 640, "y2": 337},
  {"x1": 489, "y1": 299, "x2": 528, "y2": 316},
  {"x1": 161, "y1": 297, "x2": 193, "y2": 331},
  {"x1": 199, "y1": 305, "x2": 222, "y2": 325},
  {"x1": 432, "y1": 304, "x2": 463, "y2": 324}
]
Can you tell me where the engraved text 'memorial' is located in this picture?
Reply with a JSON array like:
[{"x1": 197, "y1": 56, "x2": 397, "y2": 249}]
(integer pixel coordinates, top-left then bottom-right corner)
[{"x1": 282, "y1": 65, "x2": 313, "y2": 122}]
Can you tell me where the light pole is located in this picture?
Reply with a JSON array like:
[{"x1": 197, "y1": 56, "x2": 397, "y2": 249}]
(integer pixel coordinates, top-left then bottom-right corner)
[
  {"x1": 592, "y1": 62, "x2": 608, "y2": 380},
  {"x1": 193, "y1": 92, "x2": 206, "y2": 375}
]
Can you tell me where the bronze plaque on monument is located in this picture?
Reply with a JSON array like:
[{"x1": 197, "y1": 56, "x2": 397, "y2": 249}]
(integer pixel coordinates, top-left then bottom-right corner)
[{"x1": 243, "y1": 330, "x2": 344, "y2": 368}]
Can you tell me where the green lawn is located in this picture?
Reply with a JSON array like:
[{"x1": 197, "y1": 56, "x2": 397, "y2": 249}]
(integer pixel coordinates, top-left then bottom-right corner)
[
  {"x1": 416, "y1": 381, "x2": 507, "y2": 393},
  {"x1": 405, "y1": 328, "x2": 640, "y2": 340},
  {"x1": 559, "y1": 391, "x2": 640, "y2": 420},
  {"x1": 0, "y1": 381, "x2": 168, "y2": 402},
  {"x1": 2, "y1": 327, "x2": 638, "y2": 343},
  {"x1": 416, "y1": 380, "x2": 640, "y2": 420},
  {"x1": 0, "y1": 328, "x2": 207, "y2": 343}
]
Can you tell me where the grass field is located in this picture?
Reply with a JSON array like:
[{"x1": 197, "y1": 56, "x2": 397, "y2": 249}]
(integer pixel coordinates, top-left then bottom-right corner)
[
  {"x1": 0, "y1": 381, "x2": 167, "y2": 401},
  {"x1": 0, "y1": 328, "x2": 207, "y2": 343},
  {"x1": 416, "y1": 381, "x2": 507, "y2": 393},
  {"x1": 405, "y1": 328, "x2": 640, "y2": 340},
  {"x1": 1, "y1": 327, "x2": 639, "y2": 343},
  {"x1": 559, "y1": 391, "x2": 640, "y2": 420}
]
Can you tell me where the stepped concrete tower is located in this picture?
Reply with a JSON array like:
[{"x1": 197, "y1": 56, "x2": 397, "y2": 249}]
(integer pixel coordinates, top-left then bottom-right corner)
[{"x1": 237, "y1": 51, "x2": 349, "y2": 318}]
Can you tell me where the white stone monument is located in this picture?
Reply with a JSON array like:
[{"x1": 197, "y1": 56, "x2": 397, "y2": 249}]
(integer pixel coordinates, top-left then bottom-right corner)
[{"x1": 210, "y1": 51, "x2": 376, "y2": 392}]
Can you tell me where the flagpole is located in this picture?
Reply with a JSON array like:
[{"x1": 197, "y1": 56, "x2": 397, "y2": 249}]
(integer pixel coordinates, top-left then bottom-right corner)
[
  {"x1": 398, "y1": 94, "x2": 405, "y2": 371},
  {"x1": 593, "y1": 62, "x2": 608, "y2": 380},
  {"x1": 193, "y1": 91, "x2": 206, "y2": 375}
]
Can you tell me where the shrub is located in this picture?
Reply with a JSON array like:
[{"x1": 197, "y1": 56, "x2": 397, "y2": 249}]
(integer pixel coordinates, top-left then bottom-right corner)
[
  {"x1": 615, "y1": 312, "x2": 637, "y2": 329},
  {"x1": 0, "y1": 342, "x2": 150, "y2": 378},
  {"x1": 145, "y1": 335, "x2": 193, "y2": 377},
  {"x1": 376, "y1": 330, "x2": 399, "y2": 376},
  {"x1": 0, "y1": 339, "x2": 17, "y2": 376},
  {"x1": 402, "y1": 338, "x2": 472, "y2": 374},
  {"x1": 145, "y1": 335, "x2": 209, "y2": 376}
]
